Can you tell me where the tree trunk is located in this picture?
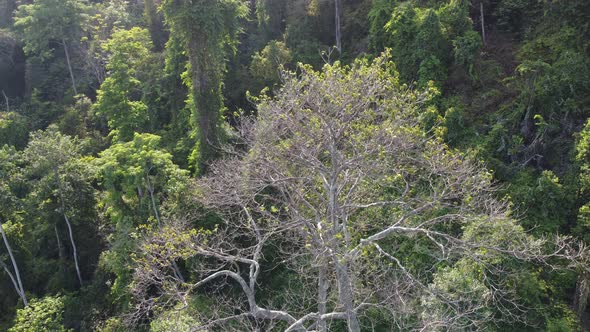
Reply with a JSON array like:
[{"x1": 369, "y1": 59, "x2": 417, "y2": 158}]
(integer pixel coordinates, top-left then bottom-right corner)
[
  {"x1": 62, "y1": 39, "x2": 78, "y2": 95},
  {"x1": 2, "y1": 90, "x2": 9, "y2": 112},
  {"x1": 1, "y1": 261, "x2": 23, "y2": 303},
  {"x1": 55, "y1": 224, "x2": 63, "y2": 259},
  {"x1": 54, "y1": 168, "x2": 83, "y2": 286},
  {"x1": 480, "y1": 2, "x2": 486, "y2": 45},
  {"x1": 0, "y1": 218, "x2": 27, "y2": 306},
  {"x1": 335, "y1": 0, "x2": 342, "y2": 53},
  {"x1": 63, "y1": 213, "x2": 83, "y2": 286},
  {"x1": 334, "y1": 261, "x2": 360, "y2": 332},
  {"x1": 54, "y1": 224, "x2": 66, "y2": 276},
  {"x1": 317, "y1": 262, "x2": 329, "y2": 332},
  {"x1": 147, "y1": 179, "x2": 162, "y2": 229},
  {"x1": 574, "y1": 272, "x2": 589, "y2": 319},
  {"x1": 188, "y1": 34, "x2": 222, "y2": 173}
]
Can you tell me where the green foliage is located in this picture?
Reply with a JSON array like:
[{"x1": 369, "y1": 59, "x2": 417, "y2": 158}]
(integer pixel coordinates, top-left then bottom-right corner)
[
  {"x1": 95, "y1": 318, "x2": 125, "y2": 332},
  {"x1": 150, "y1": 308, "x2": 198, "y2": 332},
  {"x1": 23, "y1": 125, "x2": 82, "y2": 175},
  {"x1": 96, "y1": 134, "x2": 188, "y2": 229},
  {"x1": 14, "y1": 0, "x2": 88, "y2": 59},
  {"x1": 13, "y1": 0, "x2": 88, "y2": 97},
  {"x1": 442, "y1": 103, "x2": 469, "y2": 145},
  {"x1": 368, "y1": 0, "x2": 395, "y2": 52},
  {"x1": 508, "y1": 170, "x2": 573, "y2": 234},
  {"x1": 92, "y1": 0, "x2": 133, "y2": 35},
  {"x1": 503, "y1": 50, "x2": 590, "y2": 169},
  {"x1": 159, "y1": 35, "x2": 192, "y2": 167},
  {"x1": 0, "y1": 29, "x2": 24, "y2": 98},
  {"x1": 518, "y1": 27, "x2": 584, "y2": 64},
  {"x1": 383, "y1": 2, "x2": 419, "y2": 82},
  {"x1": 422, "y1": 259, "x2": 493, "y2": 328},
  {"x1": 516, "y1": 52, "x2": 590, "y2": 119},
  {"x1": 159, "y1": 0, "x2": 247, "y2": 53},
  {"x1": 8, "y1": 295, "x2": 71, "y2": 332},
  {"x1": 0, "y1": 112, "x2": 28, "y2": 149},
  {"x1": 495, "y1": 0, "x2": 542, "y2": 36},
  {"x1": 457, "y1": 216, "x2": 571, "y2": 330},
  {"x1": 437, "y1": 0, "x2": 471, "y2": 39},
  {"x1": 85, "y1": 0, "x2": 135, "y2": 86},
  {"x1": 255, "y1": 0, "x2": 288, "y2": 41},
  {"x1": 284, "y1": 18, "x2": 324, "y2": 68},
  {"x1": 1, "y1": 0, "x2": 589, "y2": 329},
  {"x1": 415, "y1": 9, "x2": 447, "y2": 63},
  {"x1": 250, "y1": 40, "x2": 292, "y2": 92},
  {"x1": 57, "y1": 96, "x2": 107, "y2": 153},
  {"x1": 20, "y1": 126, "x2": 98, "y2": 291},
  {"x1": 95, "y1": 132, "x2": 188, "y2": 302},
  {"x1": 574, "y1": 203, "x2": 590, "y2": 244},
  {"x1": 144, "y1": 0, "x2": 167, "y2": 50},
  {"x1": 94, "y1": 27, "x2": 153, "y2": 142},
  {"x1": 545, "y1": 304, "x2": 582, "y2": 332},
  {"x1": 95, "y1": 133, "x2": 189, "y2": 219},
  {"x1": 453, "y1": 30, "x2": 482, "y2": 76},
  {"x1": 0, "y1": 145, "x2": 18, "y2": 211},
  {"x1": 574, "y1": 119, "x2": 590, "y2": 243},
  {"x1": 371, "y1": 0, "x2": 479, "y2": 88},
  {"x1": 417, "y1": 55, "x2": 446, "y2": 88}
]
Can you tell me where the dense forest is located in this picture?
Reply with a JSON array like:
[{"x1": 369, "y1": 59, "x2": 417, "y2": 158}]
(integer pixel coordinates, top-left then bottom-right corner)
[{"x1": 0, "y1": 0, "x2": 589, "y2": 331}]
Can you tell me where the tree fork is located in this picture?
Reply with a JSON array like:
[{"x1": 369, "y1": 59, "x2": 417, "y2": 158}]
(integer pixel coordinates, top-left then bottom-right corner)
[
  {"x1": 334, "y1": 261, "x2": 361, "y2": 332},
  {"x1": 54, "y1": 168, "x2": 83, "y2": 286},
  {"x1": 0, "y1": 217, "x2": 27, "y2": 306}
]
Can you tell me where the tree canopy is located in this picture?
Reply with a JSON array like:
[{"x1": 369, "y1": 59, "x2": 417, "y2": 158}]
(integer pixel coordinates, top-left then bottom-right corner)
[{"x1": 1, "y1": 0, "x2": 590, "y2": 331}]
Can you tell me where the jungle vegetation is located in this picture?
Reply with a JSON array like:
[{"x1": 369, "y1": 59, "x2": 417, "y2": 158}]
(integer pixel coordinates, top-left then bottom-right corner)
[{"x1": 0, "y1": 0, "x2": 589, "y2": 331}]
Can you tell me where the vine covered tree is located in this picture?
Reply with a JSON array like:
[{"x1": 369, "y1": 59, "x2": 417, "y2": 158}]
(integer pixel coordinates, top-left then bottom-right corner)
[{"x1": 160, "y1": 0, "x2": 248, "y2": 173}]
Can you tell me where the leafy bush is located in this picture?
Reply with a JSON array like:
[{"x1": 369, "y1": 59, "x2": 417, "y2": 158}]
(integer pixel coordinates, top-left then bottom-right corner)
[{"x1": 9, "y1": 296, "x2": 71, "y2": 332}]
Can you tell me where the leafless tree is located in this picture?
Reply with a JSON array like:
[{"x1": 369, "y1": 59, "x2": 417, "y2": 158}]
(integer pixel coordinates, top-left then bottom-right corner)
[{"x1": 130, "y1": 54, "x2": 588, "y2": 331}]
